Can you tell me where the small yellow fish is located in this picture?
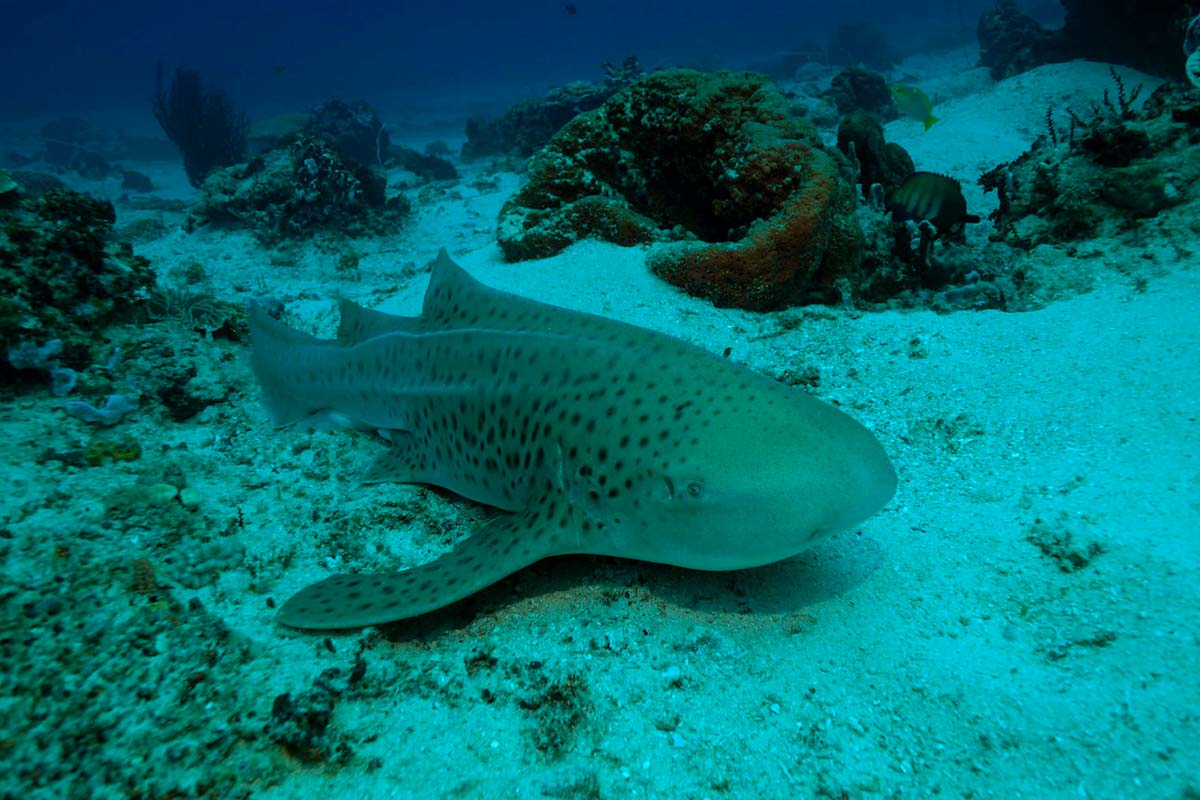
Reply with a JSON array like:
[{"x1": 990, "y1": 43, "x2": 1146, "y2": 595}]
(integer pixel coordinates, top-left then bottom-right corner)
[{"x1": 890, "y1": 85, "x2": 938, "y2": 131}]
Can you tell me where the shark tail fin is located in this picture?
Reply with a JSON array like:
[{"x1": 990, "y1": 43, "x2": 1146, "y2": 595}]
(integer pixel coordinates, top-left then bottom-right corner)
[{"x1": 248, "y1": 301, "x2": 340, "y2": 428}]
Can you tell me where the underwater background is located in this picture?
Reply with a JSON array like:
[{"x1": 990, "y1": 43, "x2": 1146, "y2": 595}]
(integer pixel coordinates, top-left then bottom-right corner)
[{"x1": 1, "y1": 1, "x2": 1198, "y2": 798}]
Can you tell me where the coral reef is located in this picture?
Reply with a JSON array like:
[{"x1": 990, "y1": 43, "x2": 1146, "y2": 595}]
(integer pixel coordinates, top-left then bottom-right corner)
[
  {"x1": 268, "y1": 666, "x2": 360, "y2": 763},
  {"x1": 980, "y1": 79, "x2": 1199, "y2": 248},
  {"x1": 0, "y1": 185, "x2": 155, "y2": 370},
  {"x1": 837, "y1": 111, "x2": 914, "y2": 201},
  {"x1": 745, "y1": 45, "x2": 828, "y2": 81},
  {"x1": 976, "y1": 0, "x2": 1194, "y2": 81},
  {"x1": 463, "y1": 83, "x2": 614, "y2": 160},
  {"x1": 145, "y1": 285, "x2": 246, "y2": 338},
  {"x1": 303, "y1": 98, "x2": 388, "y2": 168},
  {"x1": 600, "y1": 55, "x2": 645, "y2": 89},
  {"x1": 822, "y1": 67, "x2": 897, "y2": 118},
  {"x1": 154, "y1": 358, "x2": 231, "y2": 423},
  {"x1": 497, "y1": 69, "x2": 865, "y2": 310},
  {"x1": 6, "y1": 170, "x2": 67, "y2": 197},
  {"x1": 6, "y1": 338, "x2": 78, "y2": 396},
  {"x1": 247, "y1": 101, "x2": 456, "y2": 182},
  {"x1": 851, "y1": 198, "x2": 1014, "y2": 312},
  {"x1": 120, "y1": 170, "x2": 154, "y2": 193},
  {"x1": 463, "y1": 58, "x2": 645, "y2": 159},
  {"x1": 1186, "y1": 14, "x2": 1200, "y2": 88},
  {"x1": 16, "y1": 119, "x2": 160, "y2": 189},
  {"x1": 185, "y1": 133, "x2": 410, "y2": 243},
  {"x1": 65, "y1": 393, "x2": 139, "y2": 426},
  {"x1": 82, "y1": 434, "x2": 143, "y2": 466},
  {"x1": 977, "y1": 0, "x2": 1065, "y2": 80},
  {"x1": 516, "y1": 665, "x2": 590, "y2": 760}
]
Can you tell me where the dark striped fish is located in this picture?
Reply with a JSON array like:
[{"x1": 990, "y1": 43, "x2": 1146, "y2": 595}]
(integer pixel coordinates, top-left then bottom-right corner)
[{"x1": 888, "y1": 172, "x2": 980, "y2": 233}]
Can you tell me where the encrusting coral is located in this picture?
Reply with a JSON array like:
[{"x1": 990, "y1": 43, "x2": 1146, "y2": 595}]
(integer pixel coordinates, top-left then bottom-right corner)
[{"x1": 497, "y1": 69, "x2": 864, "y2": 311}]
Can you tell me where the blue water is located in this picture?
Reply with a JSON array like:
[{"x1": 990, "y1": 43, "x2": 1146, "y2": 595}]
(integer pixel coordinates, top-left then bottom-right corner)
[{"x1": 3, "y1": 0, "x2": 1014, "y2": 118}]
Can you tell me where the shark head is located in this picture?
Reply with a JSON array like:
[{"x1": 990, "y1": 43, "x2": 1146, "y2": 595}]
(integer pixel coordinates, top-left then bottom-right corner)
[{"x1": 581, "y1": 373, "x2": 897, "y2": 571}]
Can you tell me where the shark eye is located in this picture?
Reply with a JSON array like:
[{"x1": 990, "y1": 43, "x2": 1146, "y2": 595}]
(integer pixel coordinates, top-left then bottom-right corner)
[{"x1": 663, "y1": 478, "x2": 705, "y2": 501}]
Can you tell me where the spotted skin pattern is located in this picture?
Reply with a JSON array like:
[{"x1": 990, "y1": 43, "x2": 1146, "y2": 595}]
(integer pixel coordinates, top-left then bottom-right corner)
[{"x1": 250, "y1": 250, "x2": 896, "y2": 629}]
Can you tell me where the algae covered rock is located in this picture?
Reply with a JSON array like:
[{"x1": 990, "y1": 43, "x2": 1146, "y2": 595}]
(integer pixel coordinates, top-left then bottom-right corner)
[
  {"x1": 837, "y1": 111, "x2": 914, "y2": 200},
  {"x1": 0, "y1": 187, "x2": 155, "y2": 367},
  {"x1": 822, "y1": 67, "x2": 896, "y2": 118},
  {"x1": 303, "y1": 98, "x2": 388, "y2": 168},
  {"x1": 498, "y1": 69, "x2": 864, "y2": 311},
  {"x1": 975, "y1": 0, "x2": 1193, "y2": 82},
  {"x1": 464, "y1": 81, "x2": 615, "y2": 159},
  {"x1": 186, "y1": 133, "x2": 410, "y2": 243},
  {"x1": 463, "y1": 60, "x2": 643, "y2": 160},
  {"x1": 977, "y1": 0, "x2": 1063, "y2": 81}
]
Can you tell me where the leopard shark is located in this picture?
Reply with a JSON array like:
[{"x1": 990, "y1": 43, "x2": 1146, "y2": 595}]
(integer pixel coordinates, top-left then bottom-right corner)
[{"x1": 249, "y1": 249, "x2": 896, "y2": 629}]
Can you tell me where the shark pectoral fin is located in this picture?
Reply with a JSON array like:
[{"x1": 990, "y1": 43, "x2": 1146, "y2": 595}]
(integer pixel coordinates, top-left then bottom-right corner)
[{"x1": 277, "y1": 497, "x2": 581, "y2": 630}]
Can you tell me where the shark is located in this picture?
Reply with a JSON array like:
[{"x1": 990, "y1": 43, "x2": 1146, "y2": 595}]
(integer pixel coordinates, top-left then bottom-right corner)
[{"x1": 249, "y1": 249, "x2": 897, "y2": 630}]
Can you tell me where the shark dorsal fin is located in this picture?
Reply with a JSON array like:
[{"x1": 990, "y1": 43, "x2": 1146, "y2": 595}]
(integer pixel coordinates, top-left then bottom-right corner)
[
  {"x1": 421, "y1": 248, "x2": 495, "y2": 324},
  {"x1": 336, "y1": 249, "x2": 490, "y2": 344}
]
